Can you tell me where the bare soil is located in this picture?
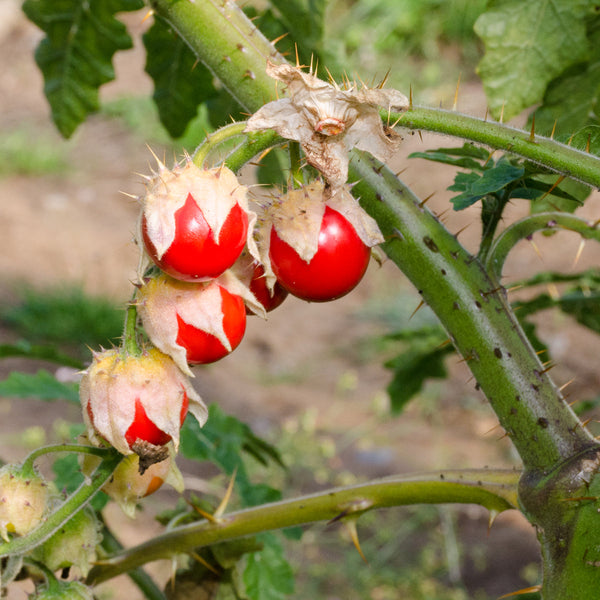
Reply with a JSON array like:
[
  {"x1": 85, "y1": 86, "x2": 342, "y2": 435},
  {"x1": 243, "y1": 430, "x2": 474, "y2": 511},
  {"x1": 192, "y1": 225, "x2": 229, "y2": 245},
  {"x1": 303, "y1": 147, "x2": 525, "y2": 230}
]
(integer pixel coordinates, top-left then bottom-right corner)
[{"x1": 2, "y1": 6, "x2": 600, "y2": 599}]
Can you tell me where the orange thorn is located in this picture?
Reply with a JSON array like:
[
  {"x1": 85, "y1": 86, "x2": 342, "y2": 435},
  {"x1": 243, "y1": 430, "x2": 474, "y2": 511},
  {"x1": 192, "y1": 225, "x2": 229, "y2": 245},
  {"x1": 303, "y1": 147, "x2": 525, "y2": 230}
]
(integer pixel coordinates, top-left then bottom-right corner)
[
  {"x1": 559, "y1": 378, "x2": 575, "y2": 392},
  {"x1": 419, "y1": 191, "x2": 435, "y2": 207},
  {"x1": 499, "y1": 102, "x2": 505, "y2": 124},
  {"x1": 454, "y1": 222, "x2": 472, "y2": 238},
  {"x1": 484, "y1": 107, "x2": 489, "y2": 122},
  {"x1": 572, "y1": 238, "x2": 586, "y2": 268},
  {"x1": 550, "y1": 119, "x2": 558, "y2": 140},
  {"x1": 586, "y1": 133, "x2": 592, "y2": 153},
  {"x1": 528, "y1": 238, "x2": 543, "y2": 260},
  {"x1": 498, "y1": 585, "x2": 542, "y2": 598},
  {"x1": 270, "y1": 32, "x2": 289, "y2": 46},
  {"x1": 408, "y1": 300, "x2": 426, "y2": 321},
  {"x1": 214, "y1": 468, "x2": 237, "y2": 518},
  {"x1": 452, "y1": 72, "x2": 461, "y2": 111},
  {"x1": 345, "y1": 520, "x2": 368, "y2": 564},
  {"x1": 378, "y1": 68, "x2": 391, "y2": 89},
  {"x1": 190, "y1": 551, "x2": 220, "y2": 575},
  {"x1": 409, "y1": 84, "x2": 413, "y2": 109},
  {"x1": 529, "y1": 113, "x2": 536, "y2": 143},
  {"x1": 141, "y1": 9, "x2": 154, "y2": 23},
  {"x1": 294, "y1": 43, "x2": 300, "y2": 67}
]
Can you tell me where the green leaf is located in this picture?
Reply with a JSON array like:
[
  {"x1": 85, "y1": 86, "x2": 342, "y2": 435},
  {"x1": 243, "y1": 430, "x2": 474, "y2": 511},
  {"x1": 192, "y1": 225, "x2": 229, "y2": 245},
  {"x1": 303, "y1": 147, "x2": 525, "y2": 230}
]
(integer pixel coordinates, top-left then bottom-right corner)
[
  {"x1": 243, "y1": 534, "x2": 294, "y2": 600},
  {"x1": 0, "y1": 342, "x2": 83, "y2": 369},
  {"x1": 474, "y1": 0, "x2": 590, "y2": 120},
  {"x1": 143, "y1": 16, "x2": 217, "y2": 138},
  {"x1": 268, "y1": 0, "x2": 326, "y2": 65},
  {"x1": 22, "y1": 0, "x2": 144, "y2": 137},
  {"x1": 0, "y1": 370, "x2": 79, "y2": 403},
  {"x1": 449, "y1": 160, "x2": 524, "y2": 210},
  {"x1": 384, "y1": 327, "x2": 454, "y2": 413},
  {"x1": 532, "y1": 15, "x2": 600, "y2": 136},
  {"x1": 180, "y1": 405, "x2": 284, "y2": 507}
]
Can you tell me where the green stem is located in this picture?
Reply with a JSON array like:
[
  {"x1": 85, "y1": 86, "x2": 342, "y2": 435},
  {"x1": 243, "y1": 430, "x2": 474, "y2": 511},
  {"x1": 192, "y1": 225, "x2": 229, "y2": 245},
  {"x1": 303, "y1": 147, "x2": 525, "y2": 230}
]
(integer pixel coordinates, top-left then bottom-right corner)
[
  {"x1": 123, "y1": 302, "x2": 141, "y2": 356},
  {"x1": 394, "y1": 106, "x2": 600, "y2": 189},
  {"x1": 486, "y1": 212, "x2": 600, "y2": 283},
  {"x1": 149, "y1": 0, "x2": 281, "y2": 113},
  {"x1": 192, "y1": 121, "x2": 248, "y2": 168},
  {"x1": 0, "y1": 450, "x2": 123, "y2": 558},
  {"x1": 86, "y1": 468, "x2": 519, "y2": 585},
  {"x1": 21, "y1": 444, "x2": 114, "y2": 474},
  {"x1": 348, "y1": 151, "x2": 597, "y2": 471},
  {"x1": 288, "y1": 141, "x2": 304, "y2": 186}
]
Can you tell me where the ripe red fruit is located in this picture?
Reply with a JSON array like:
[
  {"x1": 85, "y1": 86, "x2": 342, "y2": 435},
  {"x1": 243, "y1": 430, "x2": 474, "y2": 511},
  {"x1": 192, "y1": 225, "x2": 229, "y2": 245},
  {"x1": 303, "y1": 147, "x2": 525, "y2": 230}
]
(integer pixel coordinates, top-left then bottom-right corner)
[
  {"x1": 175, "y1": 284, "x2": 247, "y2": 364},
  {"x1": 247, "y1": 263, "x2": 288, "y2": 313},
  {"x1": 269, "y1": 206, "x2": 371, "y2": 302},
  {"x1": 124, "y1": 394, "x2": 189, "y2": 448},
  {"x1": 142, "y1": 195, "x2": 248, "y2": 281}
]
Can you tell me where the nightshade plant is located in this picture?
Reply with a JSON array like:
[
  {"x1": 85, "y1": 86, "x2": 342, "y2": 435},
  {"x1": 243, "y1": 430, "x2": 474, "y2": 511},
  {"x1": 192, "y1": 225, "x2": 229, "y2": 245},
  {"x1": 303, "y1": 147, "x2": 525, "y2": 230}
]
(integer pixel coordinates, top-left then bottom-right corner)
[{"x1": 3, "y1": 0, "x2": 600, "y2": 598}]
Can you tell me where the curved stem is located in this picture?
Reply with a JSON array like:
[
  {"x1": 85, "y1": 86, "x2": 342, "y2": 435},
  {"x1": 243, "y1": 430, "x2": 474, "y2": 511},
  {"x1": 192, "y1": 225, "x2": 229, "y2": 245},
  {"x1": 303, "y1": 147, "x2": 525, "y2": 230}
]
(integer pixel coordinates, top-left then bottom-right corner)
[
  {"x1": 123, "y1": 302, "x2": 141, "y2": 357},
  {"x1": 0, "y1": 450, "x2": 123, "y2": 558},
  {"x1": 486, "y1": 212, "x2": 600, "y2": 283},
  {"x1": 21, "y1": 444, "x2": 114, "y2": 474},
  {"x1": 192, "y1": 121, "x2": 248, "y2": 168},
  {"x1": 394, "y1": 106, "x2": 600, "y2": 189},
  {"x1": 86, "y1": 468, "x2": 519, "y2": 585}
]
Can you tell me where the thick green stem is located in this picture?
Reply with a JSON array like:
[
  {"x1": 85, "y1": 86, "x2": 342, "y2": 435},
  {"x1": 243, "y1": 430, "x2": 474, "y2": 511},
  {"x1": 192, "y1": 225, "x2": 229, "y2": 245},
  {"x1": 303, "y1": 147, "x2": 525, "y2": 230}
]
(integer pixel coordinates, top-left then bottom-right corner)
[
  {"x1": 349, "y1": 151, "x2": 597, "y2": 471},
  {"x1": 86, "y1": 469, "x2": 519, "y2": 585},
  {"x1": 149, "y1": 0, "x2": 281, "y2": 112}
]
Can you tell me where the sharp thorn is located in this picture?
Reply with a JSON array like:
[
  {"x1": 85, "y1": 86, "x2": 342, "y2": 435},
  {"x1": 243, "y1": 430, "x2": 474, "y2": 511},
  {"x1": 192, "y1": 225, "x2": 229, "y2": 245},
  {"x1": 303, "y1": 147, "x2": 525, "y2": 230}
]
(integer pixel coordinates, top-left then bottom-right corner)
[
  {"x1": 215, "y1": 468, "x2": 237, "y2": 519},
  {"x1": 572, "y1": 239, "x2": 586, "y2": 268},
  {"x1": 408, "y1": 300, "x2": 425, "y2": 321},
  {"x1": 419, "y1": 191, "x2": 435, "y2": 207},
  {"x1": 409, "y1": 84, "x2": 413, "y2": 109},
  {"x1": 190, "y1": 551, "x2": 220, "y2": 575},
  {"x1": 499, "y1": 102, "x2": 505, "y2": 124},
  {"x1": 498, "y1": 585, "x2": 542, "y2": 599},
  {"x1": 550, "y1": 119, "x2": 557, "y2": 140},
  {"x1": 529, "y1": 113, "x2": 536, "y2": 142},
  {"x1": 345, "y1": 520, "x2": 368, "y2": 564},
  {"x1": 452, "y1": 72, "x2": 461, "y2": 111}
]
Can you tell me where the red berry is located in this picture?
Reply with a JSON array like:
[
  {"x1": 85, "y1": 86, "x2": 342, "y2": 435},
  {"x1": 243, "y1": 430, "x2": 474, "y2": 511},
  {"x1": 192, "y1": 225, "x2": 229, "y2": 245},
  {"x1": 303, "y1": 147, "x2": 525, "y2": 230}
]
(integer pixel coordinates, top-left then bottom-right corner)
[
  {"x1": 269, "y1": 206, "x2": 371, "y2": 302},
  {"x1": 124, "y1": 393, "x2": 189, "y2": 448},
  {"x1": 247, "y1": 263, "x2": 288, "y2": 313},
  {"x1": 175, "y1": 284, "x2": 247, "y2": 364},
  {"x1": 143, "y1": 195, "x2": 248, "y2": 281}
]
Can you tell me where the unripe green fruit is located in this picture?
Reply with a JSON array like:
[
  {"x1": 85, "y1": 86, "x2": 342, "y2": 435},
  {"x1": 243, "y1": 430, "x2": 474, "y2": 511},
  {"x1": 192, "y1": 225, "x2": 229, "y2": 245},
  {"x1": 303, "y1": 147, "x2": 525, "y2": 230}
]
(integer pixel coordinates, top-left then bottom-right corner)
[
  {"x1": 0, "y1": 464, "x2": 49, "y2": 540},
  {"x1": 32, "y1": 505, "x2": 100, "y2": 576},
  {"x1": 31, "y1": 580, "x2": 93, "y2": 600}
]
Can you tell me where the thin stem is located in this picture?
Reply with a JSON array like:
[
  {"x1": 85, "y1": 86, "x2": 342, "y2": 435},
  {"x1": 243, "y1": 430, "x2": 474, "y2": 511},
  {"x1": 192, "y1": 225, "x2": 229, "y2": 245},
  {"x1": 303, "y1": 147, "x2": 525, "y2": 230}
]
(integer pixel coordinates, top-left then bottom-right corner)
[
  {"x1": 87, "y1": 468, "x2": 519, "y2": 584},
  {"x1": 486, "y1": 212, "x2": 600, "y2": 283},
  {"x1": 21, "y1": 444, "x2": 114, "y2": 474},
  {"x1": 393, "y1": 106, "x2": 600, "y2": 189},
  {"x1": 192, "y1": 121, "x2": 248, "y2": 168},
  {"x1": 0, "y1": 450, "x2": 123, "y2": 558},
  {"x1": 288, "y1": 141, "x2": 304, "y2": 186},
  {"x1": 123, "y1": 302, "x2": 141, "y2": 357}
]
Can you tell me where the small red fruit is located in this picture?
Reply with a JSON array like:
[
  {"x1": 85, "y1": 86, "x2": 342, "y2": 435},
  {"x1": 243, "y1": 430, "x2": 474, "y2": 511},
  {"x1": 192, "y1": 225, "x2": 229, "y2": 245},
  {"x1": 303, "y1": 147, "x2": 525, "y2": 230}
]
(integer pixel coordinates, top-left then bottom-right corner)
[
  {"x1": 247, "y1": 262, "x2": 288, "y2": 313},
  {"x1": 175, "y1": 284, "x2": 247, "y2": 364},
  {"x1": 140, "y1": 161, "x2": 255, "y2": 282},
  {"x1": 142, "y1": 196, "x2": 248, "y2": 281},
  {"x1": 270, "y1": 206, "x2": 371, "y2": 302}
]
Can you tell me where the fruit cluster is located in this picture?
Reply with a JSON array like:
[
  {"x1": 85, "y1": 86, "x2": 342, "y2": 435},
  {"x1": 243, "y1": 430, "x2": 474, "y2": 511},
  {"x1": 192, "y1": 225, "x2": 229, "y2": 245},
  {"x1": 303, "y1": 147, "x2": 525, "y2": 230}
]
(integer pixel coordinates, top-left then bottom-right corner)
[{"x1": 80, "y1": 157, "x2": 384, "y2": 473}]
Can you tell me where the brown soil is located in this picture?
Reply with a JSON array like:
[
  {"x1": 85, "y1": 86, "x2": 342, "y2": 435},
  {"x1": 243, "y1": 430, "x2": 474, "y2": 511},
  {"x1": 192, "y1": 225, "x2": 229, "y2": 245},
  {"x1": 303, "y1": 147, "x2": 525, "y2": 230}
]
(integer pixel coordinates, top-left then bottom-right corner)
[{"x1": 2, "y1": 6, "x2": 600, "y2": 600}]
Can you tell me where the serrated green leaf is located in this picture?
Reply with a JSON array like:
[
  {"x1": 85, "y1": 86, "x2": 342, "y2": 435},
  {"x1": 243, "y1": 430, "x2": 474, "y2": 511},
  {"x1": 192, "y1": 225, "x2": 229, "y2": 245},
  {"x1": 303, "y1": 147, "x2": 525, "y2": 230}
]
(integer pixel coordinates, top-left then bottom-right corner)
[
  {"x1": 0, "y1": 342, "x2": 83, "y2": 369},
  {"x1": 143, "y1": 16, "x2": 217, "y2": 138},
  {"x1": 474, "y1": 0, "x2": 590, "y2": 120},
  {"x1": 0, "y1": 370, "x2": 79, "y2": 403},
  {"x1": 22, "y1": 0, "x2": 143, "y2": 137},
  {"x1": 243, "y1": 534, "x2": 294, "y2": 600},
  {"x1": 449, "y1": 161, "x2": 524, "y2": 210},
  {"x1": 384, "y1": 328, "x2": 454, "y2": 413}
]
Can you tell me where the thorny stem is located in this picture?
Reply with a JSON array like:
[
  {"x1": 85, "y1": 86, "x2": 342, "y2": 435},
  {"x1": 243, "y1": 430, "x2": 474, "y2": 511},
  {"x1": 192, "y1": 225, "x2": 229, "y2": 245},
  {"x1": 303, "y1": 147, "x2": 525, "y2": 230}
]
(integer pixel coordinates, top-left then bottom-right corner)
[
  {"x1": 392, "y1": 106, "x2": 600, "y2": 189},
  {"x1": 0, "y1": 450, "x2": 123, "y2": 558},
  {"x1": 486, "y1": 212, "x2": 600, "y2": 283},
  {"x1": 87, "y1": 469, "x2": 519, "y2": 584},
  {"x1": 349, "y1": 151, "x2": 597, "y2": 471}
]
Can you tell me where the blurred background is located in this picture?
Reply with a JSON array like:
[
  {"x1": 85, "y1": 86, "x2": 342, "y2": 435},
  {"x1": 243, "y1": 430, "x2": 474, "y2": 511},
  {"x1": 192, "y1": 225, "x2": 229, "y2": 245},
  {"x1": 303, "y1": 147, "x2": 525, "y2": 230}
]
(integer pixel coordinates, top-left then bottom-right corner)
[{"x1": 2, "y1": 1, "x2": 600, "y2": 598}]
